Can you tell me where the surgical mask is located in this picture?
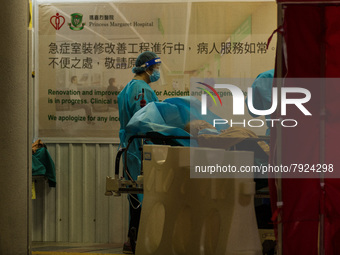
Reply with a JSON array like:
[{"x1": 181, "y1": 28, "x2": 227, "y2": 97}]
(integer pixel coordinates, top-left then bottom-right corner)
[{"x1": 147, "y1": 69, "x2": 160, "y2": 83}]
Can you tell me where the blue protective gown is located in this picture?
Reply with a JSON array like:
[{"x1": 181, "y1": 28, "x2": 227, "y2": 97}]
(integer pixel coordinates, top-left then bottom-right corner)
[
  {"x1": 118, "y1": 79, "x2": 159, "y2": 182},
  {"x1": 246, "y1": 69, "x2": 274, "y2": 135}
]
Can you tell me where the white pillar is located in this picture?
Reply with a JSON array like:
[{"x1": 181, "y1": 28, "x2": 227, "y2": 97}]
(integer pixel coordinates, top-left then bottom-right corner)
[{"x1": 0, "y1": 1, "x2": 31, "y2": 254}]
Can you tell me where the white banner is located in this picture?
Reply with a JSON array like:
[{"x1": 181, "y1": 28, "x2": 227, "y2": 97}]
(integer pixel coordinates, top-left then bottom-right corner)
[{"x1": 36, "y1": 1, "x2": 276, "y2": 138}]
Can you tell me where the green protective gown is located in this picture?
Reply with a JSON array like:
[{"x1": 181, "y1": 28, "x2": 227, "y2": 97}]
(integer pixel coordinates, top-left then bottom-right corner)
[{"x1": 246, "y1": 69, "x2": 274, "y2": 136}]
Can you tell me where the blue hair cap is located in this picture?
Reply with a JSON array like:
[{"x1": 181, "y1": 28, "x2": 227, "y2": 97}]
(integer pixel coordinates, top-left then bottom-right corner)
[{"x1": 132, "y1": 51, "x2": 159, "y2": 74}]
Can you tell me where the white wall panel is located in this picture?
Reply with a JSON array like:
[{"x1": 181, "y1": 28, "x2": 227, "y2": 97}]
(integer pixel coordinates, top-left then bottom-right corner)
[
  {"x1": 83, "y1": 144, "x2": 97, "y2": 243},
  {"x1": 32, "y1": 143, "x2": 129, "y2": 244}
]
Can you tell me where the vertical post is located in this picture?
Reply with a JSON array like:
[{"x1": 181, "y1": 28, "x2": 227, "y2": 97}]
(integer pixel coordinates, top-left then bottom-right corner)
[
  {"x1": 276, "y1": 3, "x2": 284, "y2": 255},
  {"x1": 0, "y1": 1, "x2": 31, "y2": 255},
  {"x1": 319, "y1": 5, "x2": 326, "y2": 255}
]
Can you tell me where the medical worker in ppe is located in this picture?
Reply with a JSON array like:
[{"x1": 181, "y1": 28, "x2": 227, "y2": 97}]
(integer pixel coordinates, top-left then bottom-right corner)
[
  {"x1": 117, "y1": 51, "x2": 161, "y2": 253},
  {"x1": 246, "y1": 69, "x2": 274, "y2": 193},
  {"x1": 246, "y1": 69, "x2": 274, "y2": 136}
]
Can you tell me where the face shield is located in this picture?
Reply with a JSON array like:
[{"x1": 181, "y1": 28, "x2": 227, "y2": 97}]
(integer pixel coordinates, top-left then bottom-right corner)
[
  {"x1": 143, "y1": 57, "x2": 165, "y2": 85},
  {"x1": 140, "y1": 57, "x2": 161, "y2": 69}
]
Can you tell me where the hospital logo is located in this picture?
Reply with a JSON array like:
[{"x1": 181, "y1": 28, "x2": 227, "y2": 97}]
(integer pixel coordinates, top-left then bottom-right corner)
[
  {"x1": 197, "y1": 82, "x2": 223, "y2": 115},
  {"x1": 68, "y1": 13, "x2": 85, "y2": 31},
  {"x1": 50, "y1": 13, "x2": 65, "y2": 30}
]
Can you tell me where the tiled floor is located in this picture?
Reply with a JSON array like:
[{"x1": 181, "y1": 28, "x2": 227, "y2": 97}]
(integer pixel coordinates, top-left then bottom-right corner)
[{"x1": 32, "y1": 242, "x2": 126, "y2": 254}]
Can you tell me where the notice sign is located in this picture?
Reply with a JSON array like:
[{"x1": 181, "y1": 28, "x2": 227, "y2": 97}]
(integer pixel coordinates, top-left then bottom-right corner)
[{"x1": 36, "y1": 2, "x2": 276, "y2": 138}]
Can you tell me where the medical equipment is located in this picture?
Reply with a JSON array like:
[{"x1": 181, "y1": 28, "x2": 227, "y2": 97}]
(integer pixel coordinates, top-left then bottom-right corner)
[
  {"x1": 136, "y1": 145, "x2": 262, "y2": 255},
  {"x1": 105, "y1": 133, "x2": 191, "y2": 196},
  {"x1": 105, "y1": 133, "x2": 269, "y2": 195},
  {"x1": 105, "y1": 132, "x2": 269, "y2": 254}
]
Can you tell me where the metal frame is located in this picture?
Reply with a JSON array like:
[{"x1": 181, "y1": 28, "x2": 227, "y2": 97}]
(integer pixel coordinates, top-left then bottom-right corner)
[{"x1": 105, "y1": 134, "x2": 191, "y2": 196}]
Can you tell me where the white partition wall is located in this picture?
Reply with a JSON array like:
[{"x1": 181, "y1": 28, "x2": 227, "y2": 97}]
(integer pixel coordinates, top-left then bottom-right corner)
[{"x1": 32, "y1": 143, "x2": 129, "y2": 243}]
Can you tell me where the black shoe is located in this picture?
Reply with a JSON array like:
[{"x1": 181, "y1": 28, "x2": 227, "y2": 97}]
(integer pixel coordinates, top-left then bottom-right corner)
[
  {"x1": 123, "y1": 240, "x2": 133, "y2": 254},
  {"x1": 129, "y1": 227, "x2": 137, "y2": 254}
]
